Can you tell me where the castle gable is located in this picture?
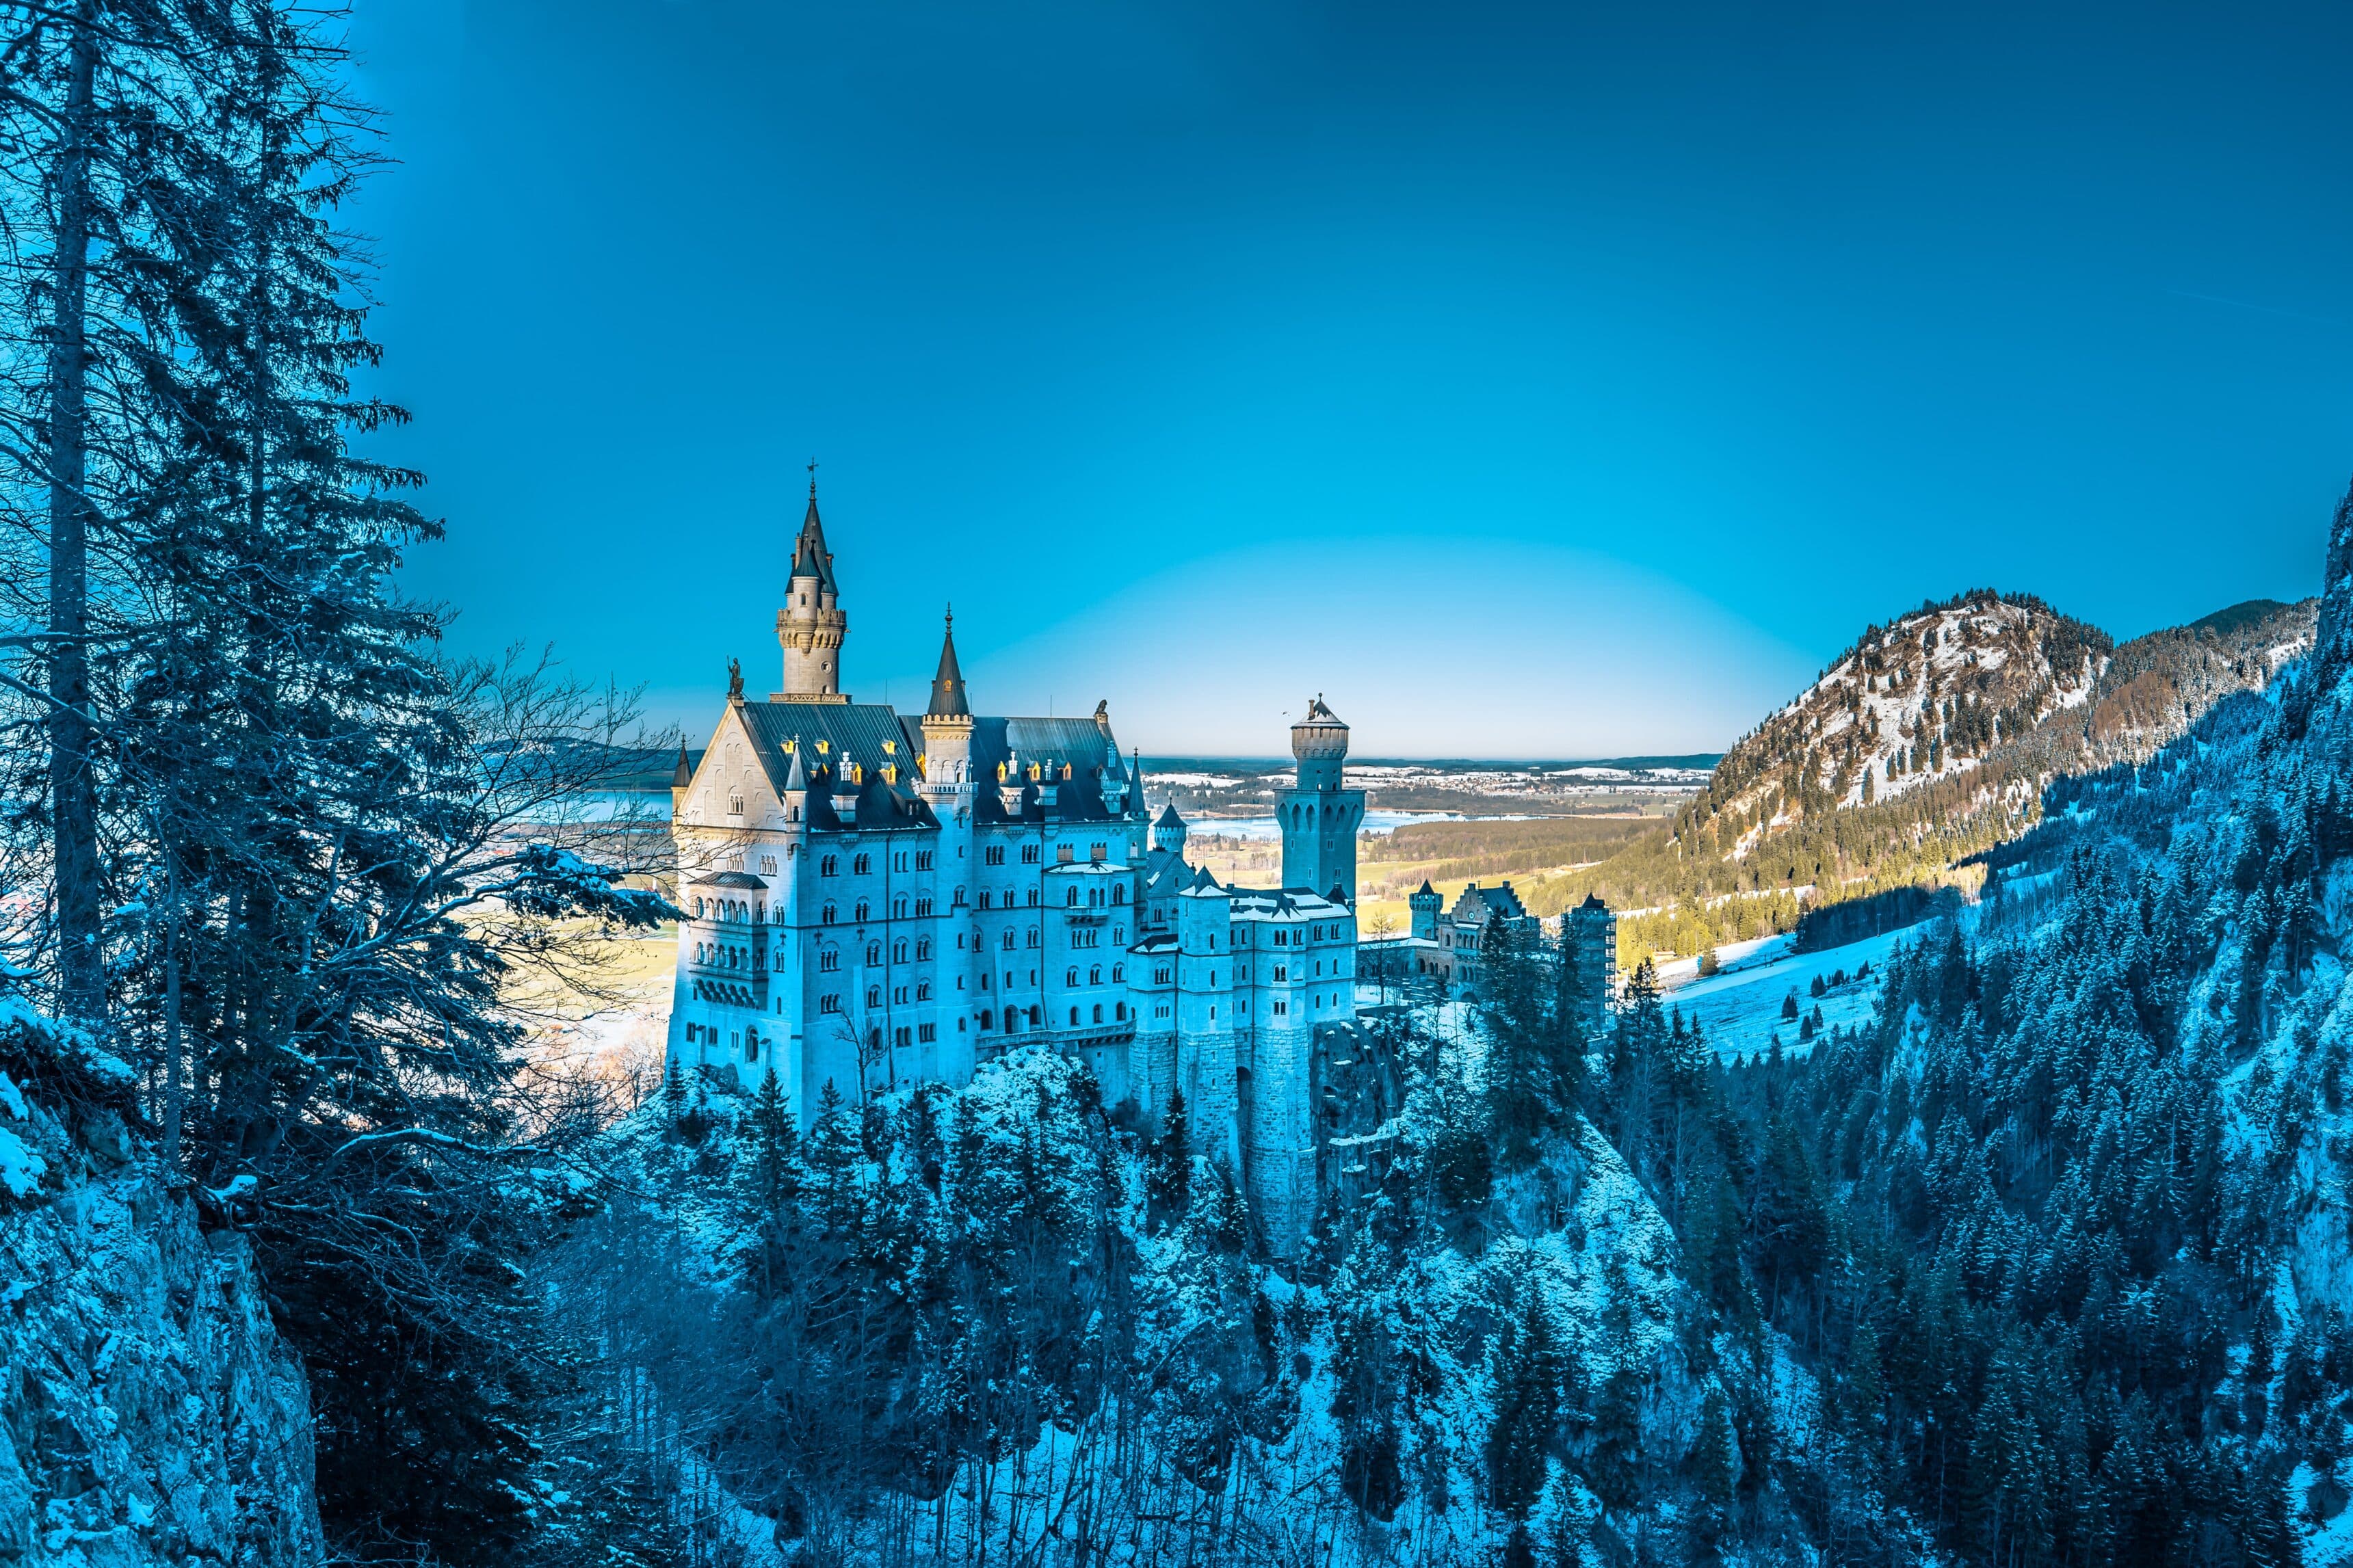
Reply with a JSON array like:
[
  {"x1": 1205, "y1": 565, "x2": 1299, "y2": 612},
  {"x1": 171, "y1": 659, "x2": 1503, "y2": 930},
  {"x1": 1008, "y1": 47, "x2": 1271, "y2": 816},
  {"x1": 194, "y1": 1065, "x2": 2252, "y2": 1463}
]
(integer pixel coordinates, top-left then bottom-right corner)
[{"x1": 736, "y1": 701, "x2": 925, "y2": 795}]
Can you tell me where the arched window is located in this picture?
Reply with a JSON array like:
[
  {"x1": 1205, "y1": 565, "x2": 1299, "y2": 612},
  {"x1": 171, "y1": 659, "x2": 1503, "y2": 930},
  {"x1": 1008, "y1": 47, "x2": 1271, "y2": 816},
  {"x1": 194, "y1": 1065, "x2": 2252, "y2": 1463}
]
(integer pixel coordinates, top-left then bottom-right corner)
[
  {"x1": 1112, "y1": 964, "x2": 1124, "y2": 983},
  {"x1": 1114, "y1": 1002, "x2": 1127, "y2": 1021},
  {"x1": 854, "y1": 899, "x2": 871, "y2": 922},
  {"x1": 1001, "y1": 930, "x2": 1016, "y2": 951},
  {"x1": 1068, "y1": 1007, "x2": 1080, "y2": 1026},
  {"x1": 1066, "y1": 967, "x2": 1079, "y2": 986},
  {"x1": 1088, "y1": 966, "x2": 1101, "y2": 985},
  {"x1": 866, "y1": 985, "x2": 882, "y2": 1008},
  {"x1": 980, "y1": 1009, "x2": 993, "y2": 1029},
  {"x1": 1112, "y1": 885, "x2": 1126, "y2": 906},
  {"x1": 745, "y1": 1030, "x2": 759, "y2": 1063},
  {"x1": 915, "y1": 938, "x2": 932, "y2": 961},
  {"x1": 866, "y1": 941, "x2": 881, "y2": 966},
  {"x1": 1028, "y1": 1006, "x2": 1041, "y2": 1026},
  {"x1": 853, "y1": 853, "x2": 871, "y2": 875},
  {"x1": 893, "y1": 897, "x2": 908, "y2": 918},
  {"x1": 1025, "y1": 928, "x2": 1040, "y2": 948},
  {"x1": 1066, "y1": 886, "x2": 1079, "y2": 907},
  {"x1": 694, "y1": 898, "x2": 705, "y2": 918},
  {"x1": 893, "y1": 940, "x2": 908, "y2": 963},
  {"x1": 820, "y1": 855, "x2": 837, "y2": 877}
]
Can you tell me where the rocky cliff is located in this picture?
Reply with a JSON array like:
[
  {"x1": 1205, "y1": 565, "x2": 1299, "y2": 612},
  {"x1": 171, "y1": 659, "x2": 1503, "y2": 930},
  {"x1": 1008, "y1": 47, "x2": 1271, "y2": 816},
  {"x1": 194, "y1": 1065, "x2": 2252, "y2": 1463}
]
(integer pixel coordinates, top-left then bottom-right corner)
[{"x1": 1, "y1": 1010, "x2": 320, "y2": 1567}]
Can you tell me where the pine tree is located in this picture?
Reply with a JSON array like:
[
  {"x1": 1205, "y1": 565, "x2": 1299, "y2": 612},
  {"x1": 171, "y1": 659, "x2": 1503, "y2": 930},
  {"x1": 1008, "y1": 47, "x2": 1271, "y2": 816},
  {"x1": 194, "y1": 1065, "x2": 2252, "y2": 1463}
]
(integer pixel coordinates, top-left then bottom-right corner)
[
  {"x1": 1146, "y1": 1086, "x2": 1192, "y2": 1226},
  {"x1": 1485, "y1": 1286, "x2": 1560, "y2": 1519}
]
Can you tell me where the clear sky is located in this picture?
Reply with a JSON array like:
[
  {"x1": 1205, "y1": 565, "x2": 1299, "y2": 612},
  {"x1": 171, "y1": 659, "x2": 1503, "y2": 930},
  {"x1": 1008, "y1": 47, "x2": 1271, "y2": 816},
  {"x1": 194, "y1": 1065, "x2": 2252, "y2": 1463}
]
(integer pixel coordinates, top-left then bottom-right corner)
[{"x1": 347, "y1": 1, "x2": 2353, "y2": 758}]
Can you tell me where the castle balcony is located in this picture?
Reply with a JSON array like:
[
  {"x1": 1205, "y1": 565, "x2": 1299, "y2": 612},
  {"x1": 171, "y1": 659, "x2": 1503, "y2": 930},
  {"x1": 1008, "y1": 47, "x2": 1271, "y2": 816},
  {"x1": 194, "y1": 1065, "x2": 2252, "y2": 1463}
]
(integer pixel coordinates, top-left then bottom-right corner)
[{"x1": 689, "y1": 970, "x2": 770, "y2": 1010}]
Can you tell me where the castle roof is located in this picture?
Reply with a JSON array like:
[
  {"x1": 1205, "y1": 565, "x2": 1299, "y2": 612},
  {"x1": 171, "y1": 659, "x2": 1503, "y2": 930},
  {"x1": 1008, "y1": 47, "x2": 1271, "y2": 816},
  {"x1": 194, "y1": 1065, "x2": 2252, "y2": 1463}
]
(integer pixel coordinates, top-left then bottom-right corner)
[
  {"x1": 925, "y1": 610, "x2": 969, "y2": 719},
  {"x1": 1450, "y1": 880, "x2": 1531, "y2": 923},
  {"x1": 1578, "y1": 892, "x2": 1609, "y2": 912},
  {"x1": 788, "y1": 488, "x2": 840, "y2": 593},
  {"x1": 671, "y1": 740, "x2": 693, "y2": 788},
  {"x1": 1156, "y1": 803, "x2": 1184, "y2": 828}
]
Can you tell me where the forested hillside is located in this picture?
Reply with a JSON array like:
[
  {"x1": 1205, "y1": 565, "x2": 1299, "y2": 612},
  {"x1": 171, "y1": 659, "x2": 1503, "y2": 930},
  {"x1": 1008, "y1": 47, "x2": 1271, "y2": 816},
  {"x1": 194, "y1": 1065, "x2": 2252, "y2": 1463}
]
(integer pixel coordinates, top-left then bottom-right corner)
[{"x1": 1540, "y1": 592, "x2": 2317, "y2": 961}]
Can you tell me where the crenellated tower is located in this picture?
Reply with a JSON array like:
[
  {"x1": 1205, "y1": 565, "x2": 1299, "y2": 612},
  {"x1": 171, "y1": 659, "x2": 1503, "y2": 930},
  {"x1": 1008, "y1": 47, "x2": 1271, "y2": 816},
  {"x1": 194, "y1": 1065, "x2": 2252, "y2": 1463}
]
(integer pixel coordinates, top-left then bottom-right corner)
[
  {"x1": 775, "y1": 475, "x2": 850, "y2": 702},
  {"x1": 1276, "y1": 695, "x2": 1365, "y2": 905}
]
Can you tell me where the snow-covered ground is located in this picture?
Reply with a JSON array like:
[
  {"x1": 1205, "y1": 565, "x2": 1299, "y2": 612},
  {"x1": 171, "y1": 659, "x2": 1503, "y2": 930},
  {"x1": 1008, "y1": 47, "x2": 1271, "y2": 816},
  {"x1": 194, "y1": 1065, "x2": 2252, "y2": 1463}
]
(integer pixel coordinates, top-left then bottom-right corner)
[{"x1": 1664, "y1": 927, "x2": 1921, "y2": 1059}]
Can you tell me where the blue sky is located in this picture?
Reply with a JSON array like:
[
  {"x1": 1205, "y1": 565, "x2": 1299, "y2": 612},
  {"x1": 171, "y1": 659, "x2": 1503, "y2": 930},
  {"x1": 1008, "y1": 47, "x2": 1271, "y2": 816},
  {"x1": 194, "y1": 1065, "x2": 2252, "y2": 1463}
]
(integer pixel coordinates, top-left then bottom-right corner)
[{"x1": 348, "y1": 1, "x2": 2353, "y2": 756}]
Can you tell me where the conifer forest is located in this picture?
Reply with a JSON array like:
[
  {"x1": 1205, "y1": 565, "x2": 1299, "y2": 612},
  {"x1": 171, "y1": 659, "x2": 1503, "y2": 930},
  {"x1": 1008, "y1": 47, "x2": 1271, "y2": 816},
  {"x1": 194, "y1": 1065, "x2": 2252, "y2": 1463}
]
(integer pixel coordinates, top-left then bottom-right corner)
[{"x1": 5, "y1": 3, "x2": 2353, "y2": 1567}]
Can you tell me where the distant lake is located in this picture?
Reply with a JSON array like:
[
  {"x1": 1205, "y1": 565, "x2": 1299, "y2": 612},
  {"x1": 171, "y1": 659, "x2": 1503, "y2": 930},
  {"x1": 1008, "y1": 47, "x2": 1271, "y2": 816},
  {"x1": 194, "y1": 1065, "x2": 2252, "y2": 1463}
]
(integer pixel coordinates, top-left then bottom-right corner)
[{"x1": 1190, "y1": 810, "x2": 1542, "y2": 842}]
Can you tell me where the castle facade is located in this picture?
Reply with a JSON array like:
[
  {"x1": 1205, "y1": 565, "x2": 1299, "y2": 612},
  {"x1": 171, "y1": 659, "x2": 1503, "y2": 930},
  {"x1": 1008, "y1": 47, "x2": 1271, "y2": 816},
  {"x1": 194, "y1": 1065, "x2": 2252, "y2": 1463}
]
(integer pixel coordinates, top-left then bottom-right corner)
[{"x1": 666, "y1": 488, "x2": 1364, "y2": 1253}]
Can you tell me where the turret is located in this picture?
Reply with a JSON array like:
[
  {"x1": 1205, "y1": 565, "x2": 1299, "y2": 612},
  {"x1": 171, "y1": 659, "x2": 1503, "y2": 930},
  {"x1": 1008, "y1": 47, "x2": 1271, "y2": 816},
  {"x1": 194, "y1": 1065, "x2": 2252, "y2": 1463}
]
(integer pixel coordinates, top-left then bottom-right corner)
[
  {"x1": 1152, "y1": 802, "x2": 1188, "y2": 859},
  {"x1": 1409, "y1": 879, "x2": 1441, "y2": 940},
  {"x1": 919, "y1": 607, "x2": 974, "y2": 796},
  {"x1": 775, "y1": 474, "x2": 850, "y2": 702},
  {"x1": 669, "y1": 740, "x2": 694, "y2": 816},
  {"x1": 1278, "y1": 695, "x2": 1365, "y2": 904}
]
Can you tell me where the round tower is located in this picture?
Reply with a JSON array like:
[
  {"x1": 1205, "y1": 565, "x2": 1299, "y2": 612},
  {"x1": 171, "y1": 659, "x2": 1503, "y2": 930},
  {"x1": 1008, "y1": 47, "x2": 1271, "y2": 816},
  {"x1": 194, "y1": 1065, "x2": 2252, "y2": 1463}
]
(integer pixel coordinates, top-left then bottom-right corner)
[
  {"x1": 1278, "y1": 695, "x2": 1365, "y2": 904},
  {"x1": 1290, "y1": 694, "x2": 1349, "y2": 791},
  {"x1": 1152, "y1": 802, "x2": 1189, "y2": 859},
  {"x1": 776, "y1": 476, "x2": 850, "y2": 702}
]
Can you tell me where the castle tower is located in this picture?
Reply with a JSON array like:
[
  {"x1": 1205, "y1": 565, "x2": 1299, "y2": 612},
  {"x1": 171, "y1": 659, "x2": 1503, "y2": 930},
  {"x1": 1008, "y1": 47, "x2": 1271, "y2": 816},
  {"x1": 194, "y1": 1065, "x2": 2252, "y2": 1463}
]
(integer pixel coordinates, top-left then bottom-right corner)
[
  {"x1": 1151, "y1": 802, "x2": 1188, "y2": 860},
  {"x1": 1276, "y1": 695, "x2": 1366, "y2": 905},
  {"x1": 919, "y1": 608, "x2": 974, "y2": 790},
  {"x1": 1409, "y1": 879, "x2": 1441, "y2": 940},
  {"x1": 775, "y1": 475, "x2": 850, "y2": 702}
]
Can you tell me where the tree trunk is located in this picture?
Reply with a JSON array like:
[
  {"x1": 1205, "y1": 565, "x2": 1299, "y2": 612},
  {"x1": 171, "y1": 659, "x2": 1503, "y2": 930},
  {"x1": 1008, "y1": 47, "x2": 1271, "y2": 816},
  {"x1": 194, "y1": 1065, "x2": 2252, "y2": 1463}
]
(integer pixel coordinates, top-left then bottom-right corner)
[{"x1": 48, "y1": 1, "x2": 101, "y2": 1024}]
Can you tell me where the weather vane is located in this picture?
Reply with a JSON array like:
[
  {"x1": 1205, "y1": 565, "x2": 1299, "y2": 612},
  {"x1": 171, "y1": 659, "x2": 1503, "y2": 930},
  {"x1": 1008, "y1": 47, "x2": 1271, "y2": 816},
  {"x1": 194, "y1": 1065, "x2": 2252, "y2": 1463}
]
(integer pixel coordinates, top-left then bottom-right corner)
[{"x1": 806, "y1": 456, "x2": 817, "y2": 496}]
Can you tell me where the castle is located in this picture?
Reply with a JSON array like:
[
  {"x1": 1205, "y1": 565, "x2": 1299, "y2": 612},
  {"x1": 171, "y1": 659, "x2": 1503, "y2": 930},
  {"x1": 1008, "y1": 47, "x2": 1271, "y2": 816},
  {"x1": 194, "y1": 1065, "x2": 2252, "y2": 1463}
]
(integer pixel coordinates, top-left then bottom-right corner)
[{"x1": 665, "y1": 486, "x2": 1366, "y2": 1253}]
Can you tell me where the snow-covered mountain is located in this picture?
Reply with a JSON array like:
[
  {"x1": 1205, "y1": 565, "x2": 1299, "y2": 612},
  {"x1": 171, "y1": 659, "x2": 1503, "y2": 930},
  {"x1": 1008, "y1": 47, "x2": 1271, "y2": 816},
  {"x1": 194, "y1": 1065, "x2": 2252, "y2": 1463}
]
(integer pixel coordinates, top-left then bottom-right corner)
[{"x1": 1691, "y1": 590, "x2": 2315, "y2": 862}]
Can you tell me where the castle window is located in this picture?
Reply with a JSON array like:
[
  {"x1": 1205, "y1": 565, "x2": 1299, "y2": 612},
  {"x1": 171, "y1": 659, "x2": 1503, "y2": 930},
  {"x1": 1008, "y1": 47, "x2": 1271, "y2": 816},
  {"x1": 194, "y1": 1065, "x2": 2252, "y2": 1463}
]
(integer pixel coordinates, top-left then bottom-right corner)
[
  {"x1": 1068, "y1": 1007, "x2": 1080, "y2": 1026},
  {"x1": 894, "y1": 851, "x2": 908, "y2": 873},
  {"x1": 1066, "y1": 967, "x2": 1079, "y2": 986},
  {"x1": 918, "y1": 1022, "x2": 936, "y2": 1043},
  {"x1": 854, "y1": 853, "x2": 872, "y2": 875},
  {"x1": 1275, "y1": 1000, "x2": 1287, "y2": 1015},
  {"x1": 1274, "y1": 966, "x2": 1287, "y2": 982},
  {"x1": 952, "y1": 887, "x2": 965, "y2": 907},
  {"x1": 1088, "y1": 965, "x2": 1101, "y2": 985},
  {"x1": 728, "y1": 795, "x2": 744, "y2": 816},
  {"x1": 917, "y1": 938, "x2": 932, "y2": 961},
  {"x1": 915, "y1": 896, "x2": 933, "y2": 917},
  {"x1": 895, "y1": 1026, "x2": 912, "y2": 1048},
  {"x1": 867, "y1": 985, "x2": 882, "y2": 1008},
  {"x1": 821, "y1": 856, "x2": 838, "y2": 877},
  {"x1": 957, "y1": 1016, "x2": 966, "y2": 1031},
  {"x1": 917, "y1": 982, "x2": 932, "y2": 1001},
  {"x1": 894, "y1": 897, "x2": 909, "y2": 918},
  {"x1": 761, "y1": 855, "x2": 778, "y2": 875},
  {"x1": 893, "y1": 985, "x2": 908, "y2": 1005},
  {"x1": 820, "y1": 949, "x2": 839, "y2": 972},
  {"x1": 981, "y1": 1009, "x2": 994, "y2": 1028},
  {"x1": 1114, "y1": 1002, "x2": 1126, "y2": 1020},
  {"x1": 986, "y1": 845, "x2": 1005, "y2": 866},
  {"x1": 916, "y1": 851, "x2": 934, "y2": 871},
  {"x1": 854, "y1": 900, "x2": 870, "y2": 922},
  {"x1": 1113, "y1": 925, "x2": 1124, "y2": 943},
  {"x1": 1066, "y1": 887, "x2": 1080, "y2": 907},
  {"x1": 1025, "y1": 928, "x2": 1040, "y2": 948},
  {"x1": 893, "y1": 940, "x2": 908, "y2": 963},
  {"x1": 866, "y1": 941, "x2": 881, "y2": 965},
  {"x1": 1112, "y1": 886, "x2": 1126, "y2": 905},
  {"x1": 1155, "y1": 968, "x2": 1170, "y2": 985},
  {"x1": 745, "y1": 1031, "x2": 759, "y2": 1063},
  {"x1": 1021, "y1": 844, "x2": 1040, "y2": 865},
  {"x1": 694, "y1": 898, "x2": 706, "y2": 918},
  {"x1": 979, "y1": 890, "x2": 992, "y2": 909},
  {"x1": 1090, "y1": 842, "x2": 1106, "y2": 862},
  {"x1": 820, "y1": 994, "x2": 841, "y2": 1014},
  {"x1": 1028, "y1": 1006, "x2": 1041, "y2": 1026},
  {"x1": 1091, "y1": 1004, "x2": 1103, "y2": 1023},
  {"x1": 1056, "y1": 844, "x2": 1075, "y2": 864},
  {"x1": 1027, "y1": 889, "x2": 1040, "y2": 907},
  {"x1": 821, "y1": 903, "x2": 837, "y2": 925},
  {"x1": 1001, "y1": 930, "x2": 1015, "y2": 951}
]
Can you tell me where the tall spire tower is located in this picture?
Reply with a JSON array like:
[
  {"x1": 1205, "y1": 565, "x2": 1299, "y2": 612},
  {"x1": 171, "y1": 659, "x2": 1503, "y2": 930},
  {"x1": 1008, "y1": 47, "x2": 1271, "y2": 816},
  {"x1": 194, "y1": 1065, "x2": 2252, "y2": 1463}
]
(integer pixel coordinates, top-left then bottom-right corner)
[
  {"x1": 775, "y1": 464, "x2": 850, "y2": 702},
  {"x1": 919, "y1": 607, "x2": 975, "y2": 796}
]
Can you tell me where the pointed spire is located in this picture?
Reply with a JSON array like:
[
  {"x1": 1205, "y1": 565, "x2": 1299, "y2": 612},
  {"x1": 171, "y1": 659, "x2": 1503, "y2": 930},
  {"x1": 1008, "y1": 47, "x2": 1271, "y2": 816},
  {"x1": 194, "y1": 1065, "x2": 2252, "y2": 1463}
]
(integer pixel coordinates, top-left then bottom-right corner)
[
  {"x1": 926, "y1": 604, "x2": 970, "y2": 719},
  {"x1": 789, "y1": 463, "x2": 839, "y2": 593},
  {"x1": 784, "y1": 742, "x2": 808, "y2": 792},
  {"x1": 671, "y1": 740, "x2": 692, "y2": 788}
]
